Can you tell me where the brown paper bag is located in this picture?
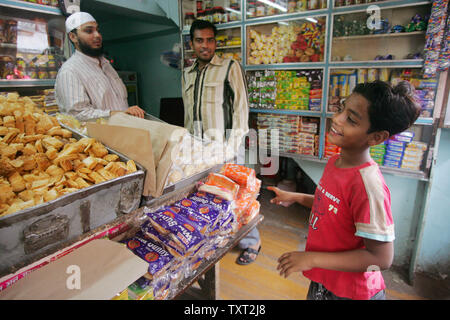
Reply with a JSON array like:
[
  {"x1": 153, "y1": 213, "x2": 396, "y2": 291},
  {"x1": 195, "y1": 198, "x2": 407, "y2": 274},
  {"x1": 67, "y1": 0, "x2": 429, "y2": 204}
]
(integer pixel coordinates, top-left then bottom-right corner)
[
  {"x1": 87, "y1": 123, "x2": 156, "y2": 197},
  {"x1": 108, "y1": 113, "x2": 186, "y2": 168},
  {"x1": 107, "y1": 113, "x2": 189, "y2": 197}
]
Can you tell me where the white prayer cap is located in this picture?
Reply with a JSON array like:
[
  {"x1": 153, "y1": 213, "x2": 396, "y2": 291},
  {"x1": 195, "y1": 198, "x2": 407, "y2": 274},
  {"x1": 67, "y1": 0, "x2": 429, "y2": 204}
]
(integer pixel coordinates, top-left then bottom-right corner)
[{"x1": 65, "y1": 12, "x2": 96, "y2": 33}]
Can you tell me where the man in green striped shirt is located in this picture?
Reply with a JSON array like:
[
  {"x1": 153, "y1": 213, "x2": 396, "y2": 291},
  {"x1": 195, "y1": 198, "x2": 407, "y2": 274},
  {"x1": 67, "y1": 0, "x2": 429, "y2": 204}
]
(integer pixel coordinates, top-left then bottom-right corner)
[{"x1": 182, "y1": 20, "x2": 261, "y2": 265}]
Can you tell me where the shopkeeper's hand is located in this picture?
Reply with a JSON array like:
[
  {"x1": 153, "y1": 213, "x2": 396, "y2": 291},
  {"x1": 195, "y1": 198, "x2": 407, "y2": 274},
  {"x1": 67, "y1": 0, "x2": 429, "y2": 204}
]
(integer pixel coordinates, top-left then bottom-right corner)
[{"x1": 125, "y1": 105, "x2": 145, "y2": 118}]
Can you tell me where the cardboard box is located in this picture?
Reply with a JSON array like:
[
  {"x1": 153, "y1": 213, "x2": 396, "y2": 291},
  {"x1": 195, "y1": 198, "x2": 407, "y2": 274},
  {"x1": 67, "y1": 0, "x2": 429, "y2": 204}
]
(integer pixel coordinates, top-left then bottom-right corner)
[{"x1": 0, "y1": 238, "x2": 148, "y2": 300}]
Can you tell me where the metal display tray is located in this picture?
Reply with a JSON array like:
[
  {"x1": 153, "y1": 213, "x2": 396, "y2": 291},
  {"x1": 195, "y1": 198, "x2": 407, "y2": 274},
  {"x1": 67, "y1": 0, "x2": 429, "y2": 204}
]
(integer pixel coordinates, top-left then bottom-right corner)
[{"x1": 0, "y1": 126, "x2": 146, "y2": 277}]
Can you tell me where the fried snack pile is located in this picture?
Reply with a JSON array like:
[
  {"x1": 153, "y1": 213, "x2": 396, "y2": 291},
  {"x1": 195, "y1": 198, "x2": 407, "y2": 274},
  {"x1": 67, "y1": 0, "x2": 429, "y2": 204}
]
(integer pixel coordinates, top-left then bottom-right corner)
[{"x1": 0, "y1": 93, "x2": 137, "y2": 217}]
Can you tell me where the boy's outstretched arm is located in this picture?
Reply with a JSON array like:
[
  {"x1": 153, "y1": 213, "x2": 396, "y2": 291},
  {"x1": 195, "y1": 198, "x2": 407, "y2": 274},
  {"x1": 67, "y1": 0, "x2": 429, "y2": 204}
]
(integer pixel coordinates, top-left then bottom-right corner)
[
  {"x1": 267, "y1": 186, "x2": 315, "y2": 209},
  {"x1": 277, "y1": 238, "x2": 394, "y2": 278}
]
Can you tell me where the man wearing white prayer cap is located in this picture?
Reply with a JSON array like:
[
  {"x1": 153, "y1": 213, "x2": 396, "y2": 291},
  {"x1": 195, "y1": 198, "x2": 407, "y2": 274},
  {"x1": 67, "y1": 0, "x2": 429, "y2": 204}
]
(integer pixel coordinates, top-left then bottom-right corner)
[{"x1": 55, "y1": 12, "x2": 145, "y2": 121}]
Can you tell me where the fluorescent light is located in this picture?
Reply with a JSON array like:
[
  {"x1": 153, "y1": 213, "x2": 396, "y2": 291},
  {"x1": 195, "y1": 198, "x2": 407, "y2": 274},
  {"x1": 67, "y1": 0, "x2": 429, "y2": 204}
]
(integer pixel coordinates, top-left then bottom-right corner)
[
  {"x1": 225, "y1": 7, "x2": 242, "y2": 15},
  {"x1": 278, "y1": 21, "x2": 289, "y2": 26},
  {"x1": 306, "y1": 17, "x2": 318, "y2": 23},
  {"x1": 257, "y1": 0, "x2": 288, "y2": 13}
]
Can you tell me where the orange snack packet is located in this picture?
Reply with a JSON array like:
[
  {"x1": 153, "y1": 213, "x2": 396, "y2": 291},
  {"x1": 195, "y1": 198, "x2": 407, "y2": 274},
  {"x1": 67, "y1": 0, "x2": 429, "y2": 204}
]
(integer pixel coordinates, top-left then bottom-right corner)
[{"x1": 220, "y1": 164, "x2": 257, "y2": 189}]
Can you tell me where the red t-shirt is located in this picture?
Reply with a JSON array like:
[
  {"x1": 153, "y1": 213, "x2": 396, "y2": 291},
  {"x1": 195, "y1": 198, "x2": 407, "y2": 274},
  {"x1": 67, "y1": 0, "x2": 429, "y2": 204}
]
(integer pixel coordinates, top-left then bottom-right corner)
[{"x1": 303, "y1": 155, "x2": 395, "y2": 300}]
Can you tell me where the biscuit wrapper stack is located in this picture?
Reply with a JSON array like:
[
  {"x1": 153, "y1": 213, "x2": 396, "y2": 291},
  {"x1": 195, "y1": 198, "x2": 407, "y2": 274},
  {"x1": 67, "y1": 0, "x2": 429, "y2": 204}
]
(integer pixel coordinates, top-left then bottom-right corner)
[
  {"x1": 120, "y1": 163, "x2": 261, "y2": 300},
  {"x1": 0, "y1": 93, "x2": 138, "y2": 217}
]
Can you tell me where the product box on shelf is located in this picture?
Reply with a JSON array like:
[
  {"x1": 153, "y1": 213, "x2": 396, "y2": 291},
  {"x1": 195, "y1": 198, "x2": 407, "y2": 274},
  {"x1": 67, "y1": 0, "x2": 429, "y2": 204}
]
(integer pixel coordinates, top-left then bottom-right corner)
[{"x1": 248, "y1": 69, "x2": 322, "y2": 111}]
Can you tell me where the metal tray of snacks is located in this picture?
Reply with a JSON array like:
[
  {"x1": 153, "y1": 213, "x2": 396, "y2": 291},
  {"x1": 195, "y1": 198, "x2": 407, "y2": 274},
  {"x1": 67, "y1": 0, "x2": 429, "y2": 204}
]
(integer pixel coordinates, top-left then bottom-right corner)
[{"x1": 0, "y1": 124, "x2": 146, "y2": 277}]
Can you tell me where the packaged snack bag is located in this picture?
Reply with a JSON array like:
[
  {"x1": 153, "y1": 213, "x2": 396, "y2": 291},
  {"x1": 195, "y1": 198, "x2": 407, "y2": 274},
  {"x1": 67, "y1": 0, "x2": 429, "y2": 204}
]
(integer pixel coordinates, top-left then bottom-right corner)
[
  {"x1": 236, "y1": 178, "x2": 261, "y2": 201},
  {"x1": 187, "y1": 191, "x2": 233, "y2": 214},
  {"x1": 171, "y1": 204, "x2": 214, "y2": 235},
  {"x1": 122, "y1": 232, "x2": 174, "y2": 279},
  {"x1": 198, "y1": 173, "x2": 240, "y2": 201},
  {"x1": 239, "y1": 199, "x2": 261, "y2": 227},
  {"x1": 141, "y1": 221, "x2": 184, "y2": 259},
  {"x1": 220, "y1": 163, "x2": 257, "y2": 189},
  {"x1": 144, "y1": 207, "x2": 206, "y2": 256}
]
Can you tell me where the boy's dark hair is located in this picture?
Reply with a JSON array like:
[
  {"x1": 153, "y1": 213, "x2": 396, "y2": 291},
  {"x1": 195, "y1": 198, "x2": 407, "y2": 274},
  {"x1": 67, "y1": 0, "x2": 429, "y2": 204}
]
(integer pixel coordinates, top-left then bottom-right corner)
[
  {"x1": 189, "y1": 19, "x2": 217, "y2": 40},
  {"x1": 353, "y1": 80, "x2": 421, "y2": 136}
]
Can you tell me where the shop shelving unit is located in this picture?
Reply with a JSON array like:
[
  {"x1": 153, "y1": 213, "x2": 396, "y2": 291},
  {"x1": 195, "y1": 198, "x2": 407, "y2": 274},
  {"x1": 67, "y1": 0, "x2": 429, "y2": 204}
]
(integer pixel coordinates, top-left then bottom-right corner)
[
  {"x1": 0, "y1": 0, "x2": 68, "y2": 89},
  {"x1": 180, "y1": 0, "x2": 440, "y2": 181}
]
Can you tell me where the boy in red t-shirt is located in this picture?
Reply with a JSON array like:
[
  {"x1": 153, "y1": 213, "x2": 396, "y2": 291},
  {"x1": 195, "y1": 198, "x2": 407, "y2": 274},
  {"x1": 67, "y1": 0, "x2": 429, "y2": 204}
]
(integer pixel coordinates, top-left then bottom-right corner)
[{"x1": 268, "y1": 80, "x2": 421, "y2": 300}]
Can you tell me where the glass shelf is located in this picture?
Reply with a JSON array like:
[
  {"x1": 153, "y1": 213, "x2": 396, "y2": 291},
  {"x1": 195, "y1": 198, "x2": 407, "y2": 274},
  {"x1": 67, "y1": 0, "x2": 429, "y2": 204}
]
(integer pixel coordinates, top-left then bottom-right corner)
[
  {"x1": 331, "y1": 3, "x2": 431, "y2": 62},
  {"x1": 327, "y1": 67, "x2": 438, "y2": 119},
  {"x1": 181, "y1": 0, "x2": 242, "y2": 31},
  {"x1": 245, "y1": 0, "x2": 328, "y2": 20},
  {"x1": 246, "y1": 16, "x2": 327, "y2": 65},
  {"x1": 0, "y1": 0, "x2": 61, "y2": 15},
  {"x1": 0, "y1": 3, "x2": 66, "y2": 83}
]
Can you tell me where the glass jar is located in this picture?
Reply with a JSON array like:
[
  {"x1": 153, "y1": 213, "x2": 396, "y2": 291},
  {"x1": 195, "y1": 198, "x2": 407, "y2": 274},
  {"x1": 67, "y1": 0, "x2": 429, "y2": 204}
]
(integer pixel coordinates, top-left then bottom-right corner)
[
  {"x1": 38, "y1": 68, "x2": 48, "y2": 79},
  {"x1": 27, "y1": 67, "x2": 38, "y2": 79},
  {"x1": 212, "y1": 7, "x2": 221, "y2": 24},
  {"x1": 256, "y1": 2, "x2": 266, "y2": 17},
  {"x1": 220, "y1": 7, "x2": 228, "y2": 23},
  {"x1": 47, "y1": 55, "x2": 56, "y2": 69},
  {"x1": 229, "y1": 4, "x2": 240, "y2": 21},
  {"x1": 205, "y1": 8, "x2": 213, "y2": 23},
  {"x1": 248, "y1": 2, "x2": 256, "y2": 18},
  {"x1": 184, "y1": 12, "x2": 195, "y2": 27},
  {"x1": 204, "y1": 0, "x2": 212, "y2": 9},
  {"x1": 197, "y1": 10, "x2": 205, "y2": 20},
  {"x1": 308, "y1": 0, "x2": 319, "y2": 10},
  {"x1": 288, "y1": 0, "x2": 297, "y2": 13},
  {"x1": 196, "y1": 0, "x2": 203, "y2": 12},
  {"x1": 297, "y1": 0, "x2": 307, "y2": 11}
]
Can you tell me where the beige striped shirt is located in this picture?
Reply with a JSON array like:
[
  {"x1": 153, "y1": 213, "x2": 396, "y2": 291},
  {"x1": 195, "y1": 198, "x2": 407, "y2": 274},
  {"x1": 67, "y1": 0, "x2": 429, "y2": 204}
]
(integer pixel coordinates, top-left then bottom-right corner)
[
  {"x1": 55, "y1": 50, "x2": 128, "y2": 121},
  {"x1": 182, "y1": 55, "x2": 249, "y2": 151}
]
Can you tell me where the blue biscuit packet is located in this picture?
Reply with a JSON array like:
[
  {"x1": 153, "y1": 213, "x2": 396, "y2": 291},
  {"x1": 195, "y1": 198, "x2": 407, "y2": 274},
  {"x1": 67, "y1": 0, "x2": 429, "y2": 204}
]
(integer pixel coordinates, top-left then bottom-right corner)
[
  {"x1": 171, "y1": 206, "x2": 212, "y2": 235},
  {"x1": 141, "y1": 221, "x2": 184, "y2": 259},
  {"x1": 172, "y1": 199, "x2": 222, "y2": 230},
  {"x1": 186, "y1": 191, "x2": 232, "y2": 214},
  {"x1": 123, "y1": 231, "x2": 174, "y2": 278},
  {"x1": 144, "y1": 207, "x2": 205, "y2": 256}
]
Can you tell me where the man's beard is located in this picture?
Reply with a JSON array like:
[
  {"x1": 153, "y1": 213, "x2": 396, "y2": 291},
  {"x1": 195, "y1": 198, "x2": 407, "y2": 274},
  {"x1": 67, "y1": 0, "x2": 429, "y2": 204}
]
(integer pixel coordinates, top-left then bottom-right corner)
[{"x1": 78, "y1": 38, "x2": 103, "y2": 57}]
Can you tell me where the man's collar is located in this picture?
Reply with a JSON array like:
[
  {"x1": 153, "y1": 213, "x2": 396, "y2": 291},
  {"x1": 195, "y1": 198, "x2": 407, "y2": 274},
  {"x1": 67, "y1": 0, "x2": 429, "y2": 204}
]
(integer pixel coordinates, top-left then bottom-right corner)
[
  {"x1": 187, "y1": 54, "x2": 224, "y2": 73},
  {"x1": 74, "y1": 49, "x2": 106, "y2": 64}
]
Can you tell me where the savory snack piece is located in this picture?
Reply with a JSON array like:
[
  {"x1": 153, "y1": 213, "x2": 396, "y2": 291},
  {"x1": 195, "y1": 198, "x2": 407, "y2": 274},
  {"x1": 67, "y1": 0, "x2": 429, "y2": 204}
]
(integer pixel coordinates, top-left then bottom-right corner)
[{"x1": 0, "y1": 94, "x2": 140, "y2": 218}]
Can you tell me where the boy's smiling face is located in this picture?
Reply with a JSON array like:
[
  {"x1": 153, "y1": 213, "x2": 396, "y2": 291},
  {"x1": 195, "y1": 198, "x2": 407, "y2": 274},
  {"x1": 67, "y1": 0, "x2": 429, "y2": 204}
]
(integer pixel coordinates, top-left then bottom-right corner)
[{"x1": 328, "y1": 93, "x2": 374, "y2": 150}]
